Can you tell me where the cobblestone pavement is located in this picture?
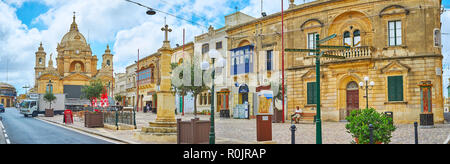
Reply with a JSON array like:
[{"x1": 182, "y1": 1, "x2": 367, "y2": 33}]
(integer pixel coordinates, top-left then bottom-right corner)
[{"x1": 37, "y1": 112, "x2": 450, "y2": 144}]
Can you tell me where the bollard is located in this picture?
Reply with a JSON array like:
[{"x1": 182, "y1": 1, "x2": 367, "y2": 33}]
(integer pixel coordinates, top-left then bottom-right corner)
[
  {"x1": 414, "y1": 122, "x2": 418, "y2": 144},
  {"x1": 368, "y1": 124, "x2": 374, "y2": 144},
  {"x1": 290, "y1": 124, "x2": 297, "y2": 144}
]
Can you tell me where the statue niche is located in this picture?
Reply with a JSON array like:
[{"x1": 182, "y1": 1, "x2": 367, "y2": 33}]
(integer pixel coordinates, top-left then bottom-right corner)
[{"x1": 70, "y1": 61, "x2": 85, "y2": 73}]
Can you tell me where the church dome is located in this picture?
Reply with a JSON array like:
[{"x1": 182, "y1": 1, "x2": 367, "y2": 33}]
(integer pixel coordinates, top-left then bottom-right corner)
[{"x1": 60, "y1": 13, "x2": 87, "y2": 45}]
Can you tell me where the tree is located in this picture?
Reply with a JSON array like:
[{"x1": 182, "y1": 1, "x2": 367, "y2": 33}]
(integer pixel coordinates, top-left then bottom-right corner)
[
  {"x1": 43, "y1": 91, "x2": 57, "y2": 110},
  {"x1": 171, "y1": 56, "x2": 210, "y2": 116},
  {"x1": 81, "y1": 79, "x2": 105, "y2": 107},
  {"x1": 115, "y1": 95, "x2": 123, "y2": 105}
]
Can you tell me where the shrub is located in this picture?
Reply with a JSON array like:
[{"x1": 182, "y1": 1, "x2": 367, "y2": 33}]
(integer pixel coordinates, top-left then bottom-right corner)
[{"x1": 345, "y1": 108, "x2": 396, "y2": 144}]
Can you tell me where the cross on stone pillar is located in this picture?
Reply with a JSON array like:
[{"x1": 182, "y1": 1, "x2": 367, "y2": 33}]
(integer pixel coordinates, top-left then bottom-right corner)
[{"x1": 161, "y1": 24, "x2": 172, "y2": 42}]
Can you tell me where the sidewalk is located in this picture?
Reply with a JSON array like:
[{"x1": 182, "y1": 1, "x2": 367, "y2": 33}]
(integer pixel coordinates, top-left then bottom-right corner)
[
  {"x1": 37, "y1": 112, "x2": 450, "y2": 144},
  {"x1": 37, "y1": 112, "x2": 250, "y2": 144}
]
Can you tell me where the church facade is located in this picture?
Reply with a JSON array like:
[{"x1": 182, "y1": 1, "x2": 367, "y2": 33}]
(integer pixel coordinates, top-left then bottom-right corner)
[{"x1": 34, "y1": 14, "x2": 114, "y2": 104}]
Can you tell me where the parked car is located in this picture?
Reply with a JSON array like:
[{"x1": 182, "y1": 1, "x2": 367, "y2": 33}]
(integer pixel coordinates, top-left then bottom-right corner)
[{"x1": 0, "y1": 104, "x2": 5, "y2": 113}]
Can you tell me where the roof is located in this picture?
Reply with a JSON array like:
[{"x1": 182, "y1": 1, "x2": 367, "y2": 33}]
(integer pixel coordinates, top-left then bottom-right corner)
[{"x1": 0, "y1": 82, "x2": 15, "y2": 89}]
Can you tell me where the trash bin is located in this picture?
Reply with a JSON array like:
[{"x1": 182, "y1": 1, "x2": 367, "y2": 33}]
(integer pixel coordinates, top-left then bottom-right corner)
[
  {"x1": 384, "y1": 111, "x2": 393, "y2": 125},
  {"x1": 256, "y1": 114, "x2": 272, "y2": 142}
]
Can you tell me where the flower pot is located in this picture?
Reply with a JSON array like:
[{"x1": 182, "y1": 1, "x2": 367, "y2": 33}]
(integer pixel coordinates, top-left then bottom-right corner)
[
  {"x1": 45, "y1": 109, "x2": 54, "y2": 117},
  {"x1": 84, "y1": 112, "x2": 104, "y2": 128}
]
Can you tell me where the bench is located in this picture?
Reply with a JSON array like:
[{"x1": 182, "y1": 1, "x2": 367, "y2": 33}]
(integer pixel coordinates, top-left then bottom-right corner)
[{"x1": 291, "y1": 112, "x2": 316, "y2": 124}]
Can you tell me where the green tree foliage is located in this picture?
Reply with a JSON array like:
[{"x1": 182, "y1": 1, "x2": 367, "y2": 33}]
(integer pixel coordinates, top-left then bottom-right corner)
[
  {"x1": 81, "y1": 79, "x2": 105, "y2": 104},
  {"x1": 345, "y1": 108, "x2": 396, "y2": 144},
  {"x1": 43, "y1": 91, "x2": 57, "y2": 109},
  {"x1": 171, "y1": 56, "x2": 210, "y2": 116}
]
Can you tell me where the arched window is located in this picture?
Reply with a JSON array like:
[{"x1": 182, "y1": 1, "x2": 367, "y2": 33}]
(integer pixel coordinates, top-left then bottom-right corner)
[
  {"x1": 107, "y1": 60, "x2": 111, "y2": 66},
  {"x1": 343, "y1": 31, "x2": 351, "y2": 46},
  {"x1": 39, "y1": 58, "x2": 42, "y2": 64},
  {"x1": 434, "y1": 29, "x2": 441, "y2": 47},
  {"x1": 353, "y1": 30, "x2": 361, "y2": 47}
]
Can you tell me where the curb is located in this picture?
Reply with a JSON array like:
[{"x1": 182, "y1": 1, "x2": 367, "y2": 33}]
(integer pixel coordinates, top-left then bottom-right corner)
[
  {"x1": 444, "y1": 134, "x2": 450, "y2": 144},
  {"x1": 37, "y1": 118, "x2": 136, "y2": 144}
]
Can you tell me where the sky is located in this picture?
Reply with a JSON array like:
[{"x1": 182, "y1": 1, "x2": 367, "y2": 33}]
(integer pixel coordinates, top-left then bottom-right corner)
[{"x1": 0, "y1": 0, "x2": 449, "y2": 97}]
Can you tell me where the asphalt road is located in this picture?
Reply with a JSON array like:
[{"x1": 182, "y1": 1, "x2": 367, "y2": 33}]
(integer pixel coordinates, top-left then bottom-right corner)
[{"x1": 0, "y1": 108, "x2": 113, "y2": 144}]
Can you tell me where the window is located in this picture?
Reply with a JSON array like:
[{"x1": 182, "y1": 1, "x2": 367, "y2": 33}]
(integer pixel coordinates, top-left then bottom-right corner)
[
  {"x1": 388, "y1": 21, "x2": 402, "y2": 46},
  {"x1": 388, "y1": 76, "x2": 403, "y2": 101},
  {"x1": 216, "y1": 41, "x2": 223, "y2": 49},
  {"x1": 353, "y1": 30, "x2": 361, "y2": 47},
  {"x1": 267, "y1": 50, "x2": 273, "y2": 71},
  {"x1": 245, "y1": 56, "x2": 249, "y2": 73},
  {"x1": 202, "y1": 44, "x2": 209, "y2": 54},
  {"x1": 107, "y1": 60, "x2": 110, "y2": 66},
  {"x1": 308, "y1": 33, "x2": 317, "y2": 55},
  {"x1": 307, "y1": 82, "x2": 317, "y2": 104},
  {"x1": 233, "y1": 58, "x2": 237, "y2": 75},
  {"x1": 343, "y1": 31, "x2": 351, "y2": 47},
  {"x1": 434, "y1": 29, "x2": 441, "y2": 47},
  {"x1": 39, "y1": 58, "x2": 42, "y2": 64},
  {"x1": 199, "y1": 94, "x2": 203, "y2": 105}
]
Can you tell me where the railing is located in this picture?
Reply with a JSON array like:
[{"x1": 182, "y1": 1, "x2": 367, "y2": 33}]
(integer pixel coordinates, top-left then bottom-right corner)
[
  {"x1": 322, "y1": 46, "x2": 374, "y2": 61},
  {"x1": 103, "y1": 107, "x2": 135, "y2": 128}
]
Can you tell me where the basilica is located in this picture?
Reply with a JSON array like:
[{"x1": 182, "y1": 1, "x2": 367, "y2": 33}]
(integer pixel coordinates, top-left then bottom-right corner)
[{"x1": 33, "y1": 14, "x2": 114, "y2": 100}]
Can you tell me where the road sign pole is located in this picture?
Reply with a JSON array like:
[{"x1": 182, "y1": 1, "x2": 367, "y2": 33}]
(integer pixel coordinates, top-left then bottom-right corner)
[{"x1": 315, "y1": 34, "x2": 322, "y2": 144}]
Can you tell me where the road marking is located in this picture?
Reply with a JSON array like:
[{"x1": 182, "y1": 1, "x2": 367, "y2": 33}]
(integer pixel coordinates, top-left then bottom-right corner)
[{"x1": 1, "y1": 120, "x2": 9, "y2": 144}]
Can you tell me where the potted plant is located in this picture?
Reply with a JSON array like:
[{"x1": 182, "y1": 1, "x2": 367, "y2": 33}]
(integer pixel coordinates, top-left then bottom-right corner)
[
  {"x1": 81, "y1": 79, "x2": 105, "y2": 128},
  {"x1": 43, "y1": 91, "x2": 57, "y2": 117},
  {"x1": 345, "y1": 108, "x2": 396, "y2": 144}
]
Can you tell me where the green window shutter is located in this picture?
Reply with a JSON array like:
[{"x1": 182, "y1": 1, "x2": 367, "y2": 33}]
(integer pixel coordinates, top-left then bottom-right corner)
[
  {"x1": 388, "y1": 76, "x2": 403, "y2": 101},
  {"x1": 307, "y1": 82, "x2": 317, "y2": 104}
]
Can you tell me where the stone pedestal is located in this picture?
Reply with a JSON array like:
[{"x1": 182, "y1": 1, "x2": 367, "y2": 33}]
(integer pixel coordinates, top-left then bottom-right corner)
[{"x1": 134, "y1": 30, "x2": 178, "y2": 143}]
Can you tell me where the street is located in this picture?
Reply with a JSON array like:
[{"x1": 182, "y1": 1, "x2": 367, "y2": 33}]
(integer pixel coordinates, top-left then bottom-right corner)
[{"x1": 0, "y1": 108, "x2": 113, "y2": 144}]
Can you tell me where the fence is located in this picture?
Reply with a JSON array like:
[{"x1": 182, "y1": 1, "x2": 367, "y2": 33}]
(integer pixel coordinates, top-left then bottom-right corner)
[
  {"x1": 177, "y1": 118, "x2": 210, "y2": 144},
  {"x1": 103, "y1": 107, "x2": 135, "y2": 129}
]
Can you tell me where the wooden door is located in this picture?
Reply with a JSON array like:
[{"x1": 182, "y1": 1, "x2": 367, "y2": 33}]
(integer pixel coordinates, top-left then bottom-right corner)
[{"x1": 346, "y1": 82, "x2": 359, "y2": 116}]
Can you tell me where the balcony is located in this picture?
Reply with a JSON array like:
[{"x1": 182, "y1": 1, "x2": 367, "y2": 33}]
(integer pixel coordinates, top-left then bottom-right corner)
[{"x1": 321, "y1": 46, "x2": 375, "y2": 62}]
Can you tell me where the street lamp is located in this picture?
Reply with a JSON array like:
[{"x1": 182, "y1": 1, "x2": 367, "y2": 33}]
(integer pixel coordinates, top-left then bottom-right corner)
[
  {"x1": 202, "y1": 49, "x2": 221, "y2": 144},
  {"x1": 359, "y1": 77, "x2": 375, "y2": 109}
]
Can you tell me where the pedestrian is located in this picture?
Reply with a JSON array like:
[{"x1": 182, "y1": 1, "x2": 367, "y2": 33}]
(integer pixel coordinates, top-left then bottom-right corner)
[{"x1": 291, "y1": 106, "x2": 303, "y2": 124}]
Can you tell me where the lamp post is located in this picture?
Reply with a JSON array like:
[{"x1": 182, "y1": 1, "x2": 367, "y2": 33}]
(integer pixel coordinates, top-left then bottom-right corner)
[
  {"x1": 202, "y1": 49, "x2": 222, "y2": 144},
  {"x1": 359, "y1": 77, "x2": 375, "y2": 109}
]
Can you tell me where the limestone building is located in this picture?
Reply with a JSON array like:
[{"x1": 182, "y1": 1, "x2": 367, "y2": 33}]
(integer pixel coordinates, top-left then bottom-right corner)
[
  {"x1": 125, "y1": 63, "x2": 137, "y2": 107},
  {"x1": 226, "y1": 0, "x2": 444, "y2": 124},
  {"x1": 34, "y1": 14, "x2": 114, "y2": 107},
  {"x1": 0, "y1": 82, "x2": 17, "y2": 107}
]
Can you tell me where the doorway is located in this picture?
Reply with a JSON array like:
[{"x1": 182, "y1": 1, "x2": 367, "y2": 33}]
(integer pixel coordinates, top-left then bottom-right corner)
[{"x1": 346, "y1": 81, "x2": 359, "y2": 117}]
